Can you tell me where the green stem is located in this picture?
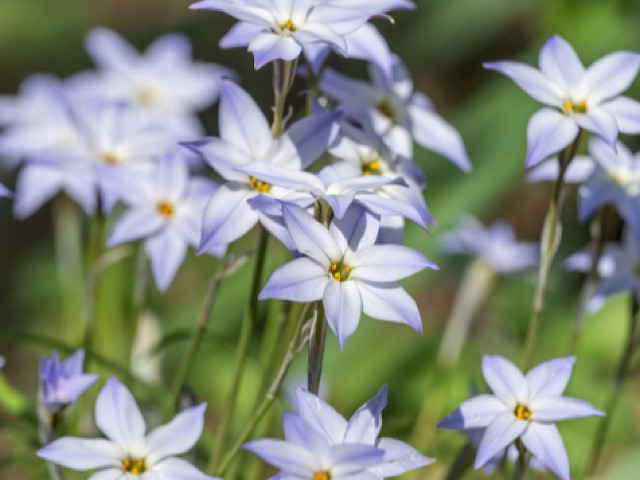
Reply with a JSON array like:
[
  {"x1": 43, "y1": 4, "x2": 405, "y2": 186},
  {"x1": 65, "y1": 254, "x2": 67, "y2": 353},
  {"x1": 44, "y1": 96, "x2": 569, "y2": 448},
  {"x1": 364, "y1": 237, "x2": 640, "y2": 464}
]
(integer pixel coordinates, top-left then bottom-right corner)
[
  {"x1": 207, "y1": 228, "x2": 269, "y2": 474},
  {"x1": 585, "y1": 296, "x2": 640, "y2": 476},
  {"x1": 125, "y1": 246, "x2": 149, "y2": 369},
  {"x1": 216, "y1": 304, "x2": 311, "y2": 477},
  {"x1": 307, "y1": 302, "x2": 326, "y2": 395},
  {"x1": 512, "y1": 438, "x2": 530, "y2": 480},
  {"x1": 522, "y1": 131, "x2": 583, "y2": 370},
  {"x1": 81, "y1": 214, "x2": 106, "y2": 354},
  {"x1": 272, "y1": 59, "x2": 298, "y2": 138}
]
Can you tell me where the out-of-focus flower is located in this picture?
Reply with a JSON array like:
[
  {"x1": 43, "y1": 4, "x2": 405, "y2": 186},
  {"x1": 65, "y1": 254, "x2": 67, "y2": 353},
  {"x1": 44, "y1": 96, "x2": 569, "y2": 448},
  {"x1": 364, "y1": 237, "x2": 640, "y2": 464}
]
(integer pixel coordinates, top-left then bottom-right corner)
[
  {"x1": 320, "y1": 55, "x2": 470, "y2": 170},
  {"x1": 191, "y1": 0, "x2": 373, "y2": 69},
  {"x1": 105, "y1": 151, "x2": 219, "y2": 291},
  {"x1": 565, "y1": 228, "x2": 640, "y2": 313},
  {"x1": 184, "y1": 80, "x2": 339, "y2": 252},
  {"x1": 39, "y1": 350, "x2": 98, "y2": 414},
  {"x1": 439, "y1": 356, "x2": 604, "y2": 480},
  {"x1": 527, "y1": 155, "x2": 595, "y2": 185},
  {"x1": 441, "y1": 215, "x2": 538, "y2": 274},
  {"x1": 38, "y1": 377, "x2": 217, "y2": 480},
  {"x1": 244, "y1": 385, "x2": 432, "y2": 479},
  {"x1": 79, "y1": 28, "x2": 231, "y2": 138},
  {"x1": 0, "y1": 183, "x2": 11, "y2": 197},
  {"x1": 485, "y1": 35, "x2": 640, "y2": 168},
  {"x1": 0, "y1": 356, "x2": 5, "y2": 369},
  {"x1": 578, "y1": 139, "x2": 640, "y2": 238},
  {"x1": 259, "y1": 203, "x2": 437, "y2": 348}
]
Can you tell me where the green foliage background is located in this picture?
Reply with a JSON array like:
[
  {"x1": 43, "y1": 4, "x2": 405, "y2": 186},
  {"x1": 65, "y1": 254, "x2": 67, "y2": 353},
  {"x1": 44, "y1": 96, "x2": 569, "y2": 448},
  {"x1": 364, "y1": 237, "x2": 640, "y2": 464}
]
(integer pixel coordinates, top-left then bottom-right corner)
[{"x1": 0, "y1": 0, "x2": 639, "y2": 479}]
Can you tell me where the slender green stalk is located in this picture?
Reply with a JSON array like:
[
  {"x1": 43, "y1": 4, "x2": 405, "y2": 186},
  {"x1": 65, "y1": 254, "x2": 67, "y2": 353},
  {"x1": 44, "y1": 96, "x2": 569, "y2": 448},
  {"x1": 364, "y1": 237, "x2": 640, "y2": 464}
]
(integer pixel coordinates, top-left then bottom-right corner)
[
  {"x1": 216, "y1": 304, "x2": 311, "y2": 477},
  {"x1": 167, "y1": 253, "x2": 251, "y2": 416},
  {"x1": 125, "y1": 246, "x2": 149, "y2": 368},
  {"x1": 207, "y1": 228, "x2": 269, "y2": 474},
  {"x1": 522, "y1": 131, "x2": 583, "y2": 370},
  {"x1": 38, "y1": 401, "x2": 65, "y2": 480},
  {"x1": 585, "y1": 296, "x2": 640, "y2": 476},
  {"x1": 512, "y1": 439, "x2": 530, "y2": 480},
  {"x1": 81, "y1": 214, "x2": 106, "y2": 352}
]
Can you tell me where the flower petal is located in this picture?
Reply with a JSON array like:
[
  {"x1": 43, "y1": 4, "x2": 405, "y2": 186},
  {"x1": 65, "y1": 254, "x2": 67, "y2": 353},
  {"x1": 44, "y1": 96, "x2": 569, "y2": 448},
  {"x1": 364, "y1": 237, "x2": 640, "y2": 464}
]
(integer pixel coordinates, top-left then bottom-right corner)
[
  {"x1": 538, "y1": 35, "x2": 584, "y2": 88},
  {"x1": 243, "y1": 439, "x2": 316, "y2": 477},
  {"x1": 483, "y1": 61, "x2": 563, "y2": 107},
  {"x1": 323, "y1": 279, "x2": 363, "y2": 350},
  {"x1": 525, "y1": 108, "x2": 579, "y2": 168},
  {"x1": 329, "y1": 444, "x2": 385, "y2": 477},
  {"x1": 145, "y1": 403, "x2": 206, "y2": 463},
  {"x1": 259, "y1": 257, "x2": 328, "y2": 302},
  {"x1": 282, "y1": 411, "x2": 332, "y2": 456},
  {"x1": 145, "y1": 230, "x2": 189, "y2": 292},
  {"x1": 248, "y1": 32, "x2": 302, "y2": 69},
  {"x1": 85, "y1": 28, "x2": 138, "y2": 72},
  {"x1": 575, "y1": 107, "x2": 618, "y2": 148},
  {"x1": 474, "y1": 412, "x2": 527, "y2": 469},
  {"x1": 95, "y1": 377, "x2": 146, "y2": 450},
  {"x1": 524, "y1": 357, "x2": 575, "y2": 398},
  {"x1": 282, "y1": 203, "x2": 342, "y2": 265},
  {"x1": 581, "y1": 52, "x2": 640, "y2": 105},
  {"x1": 520, "y1": 423, "x2": 570, "y2": 480},
  {"x1": 38, "y1": 437, "x2": 121, "y2": 470},
  {"x1": 294, "y1": 388, "x2": 348, "y2": 444},
  {"x1": 601, "y1": 96, "x2": 640, "y2": 134},
  {"x1": 344, "y1": 385, "x2": 387, "y2": 444},
  {"x1": 87, "y1": 469, "x2": 126, "y2": 480},
  {"x1": 530, "y1": 396, "x2": 604, "y2": 422},
  {"x1": 358, "y1": 281, "x2": 422, "y2": 333},
  {"x1": 329, "y1": 204, "x2": 380, "y2": 253},
  {"x1": 438, "y1": 394, "x2": 506, "y2": 430},
  {"x1": 349, "y1": 245, "x2": 436, "y2": 282},
  {"x1": 107, "y1": 208, "x2": 165, "y2": 247},
  {"x1": 153, "y1": 456, "x2": 219, "y2": 480},
  {"x1": 372, "y1": 437, "x2": 434, "y2": 477},
  {"x1": 482, "y1": 356, "x2": 528, "y2": 405},
  {"x1": 220, "y1": 22, "x2": 264, "y2": 49}
]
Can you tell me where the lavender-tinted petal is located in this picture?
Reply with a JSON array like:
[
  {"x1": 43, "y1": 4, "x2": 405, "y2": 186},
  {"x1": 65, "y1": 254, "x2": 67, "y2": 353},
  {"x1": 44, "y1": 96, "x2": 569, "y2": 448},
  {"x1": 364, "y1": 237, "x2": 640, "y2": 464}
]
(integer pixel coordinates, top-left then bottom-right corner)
[
  {"x1": 282, "y1": 203, "x2": 341, "y2": 264},
  {"x1": 344, "y1": 0, "x2": 415, "y2": 14},
  {"x1": 146, "y1": 230, "x2": 188, "y2": 292},
  {"x1": 257, "y1": 211, "x2": 296, "y2": 251},
  {"x1": 358, "y1": 281, "x2": 422, "y2": 332},
  {"x1": 483, "y1": 61, "x2": 563, "y2": 107},
  {"x1": 343, "y1": 25, "x2": 394, "y2": 81},
  {"x1": 578, "y1": 173, "x2": 623, "y2": 223},
  {"x1": 305, "y1": 5, "x2": 370, "y2": 36},
  {"x1": 243, "y1": 439, "x2": 316, "y2": 477},
  {"x1": 344, "y1": 385, "x2": 387, "y2": 444},
  {"x1": 182, "y1": 138, "x2": 254, "y2": 183},
  {"x1": 60, "y1": 349, "x2": 85, "y2": 376},
  {"x1": 474, "y1": 412, "x2": 527, "y2": 469},
  {"x1": 438, "y1": 394, "x2": 506, "y2": 430},
  {"x1": 525, "y1": 357, "x2": 575, "y2": 398},
  {"x1": 377, "y1": 215, "x2": 404, "y2": 245},
  {"x1": 575, "y1": 108, "x2": 618, "y2": 149},
  {"x1": 189, "y1": 0, "x2": 273, "y2": 25},
  {"x1": 329, "y1": 204, "x2": 380, "y2": 253},
  {"x1": 530, "y1": 396, "x2": 604, "y2": 422},
  {"x1": 520, "y1": 423, "x2": 569, "y2": 480},
  {"x1": 220, "y1": 22, "x2": 264, "y2": 49},
  {"x1": 372, "y1": 437, "x2": 433, "y2": 477},
  {"x1": 236, "y1": 162, "x2": 322, "y2": 190},
  {"x1": 145, "y1": 403, "x2": 206, "y2": 463},
  {"x1": 602, "y1": 96, "x2": 640, "y2": 134},
  {"x1": 617, "y1": 197, "x2": 640, "y2": 242},
  {"x1": 349, "y1": 245, "x2": 436, "y2": 282},
  {"x1": 319, "y1": 68, "x2": 375, "y2": 106},
  {"x1": 85, "y1": 28, "x2": 138, "y2": 72},
  {"x1": 525, "y1": 108, "x2": 579, "y2": 168},
  {"x1": 259, "y1": 258, "x2": 328, "y2": 302},
  {"x1": 330, "y1": 444, "x2": 385, "y2": 477},
  {"x1": 146, "y1": 32, "x2": 191, "y2": 67},
  {"x1": 408, "y1": 102, "x2": 471, "y2": 171},
  {"x1": 155, "y1": 152, "x2": 189, "y2": 201},
  {"x1": 323, "y1": 280, "x2": 362, "y2": 350},
  {"x1": 199, "y1": 185, "x2": 258, "y2": 252},
  {"x1": 294, "y1": 388, "x2": 348, "y2": 443},
  {"x1": 527, "y1": 156, "x2": 595, "y2": 184},
  {"x1": 87, "y1": 469, "x2": 126, "y2": 480},
  {"x1": 56, "y1": 374, "x2": 99, "y2": 405},
  {"x1": 95, "y1": 377, "x2": 146, "y2": 450},
  {"x1": 283, "y1": 110, "x2": 341, "y2": 169},
  {"x1": 482, "y1": 356, "x2": 528, "y2": 404},
  {"x1": 13, "y1": 165, "x2": 66, "y2": 219},
  {"x1": 152, "y1": 457, "x2": 220, "y2": 480},
  {"x1": 248, "y1": 32, "x2": 302, "y2": 69},
  {"x1": 37, "y1": 437, "x2": 121, "y2": 470},
  {"x1": 218, "y1": 79, "x2": 272, "y2": 158},
  {"x1": 580, "y1": 52, "x2": 640, "y2": 105},
  {"x1": 107, "y1": 208, "x2": 165, "y2": 247},
  {"x1": 538, "y1": 35, "x2": 584, "y2": 87},
  {"x1": 282, "y1": 411, "x2": 332, "y2": 456}
]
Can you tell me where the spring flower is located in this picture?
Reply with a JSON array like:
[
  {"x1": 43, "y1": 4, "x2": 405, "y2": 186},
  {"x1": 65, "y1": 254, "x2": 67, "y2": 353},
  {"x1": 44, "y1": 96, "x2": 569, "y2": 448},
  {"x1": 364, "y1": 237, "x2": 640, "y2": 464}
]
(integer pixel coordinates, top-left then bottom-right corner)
[
  {"x1": 320, "y1": 55, "x2": 470, "y2": 169},
  {"x1": 38, "y1": 377, "x2": 217, "y2": 480},
  {"x1": 485, "y1": 34, "x2": 640, "y2": 168},
  {"x1": 440, "y1": 215, "x2": 538, "y2": 274},
  {"x1": 259, "y1": 203, "x2": 437, "y2": 348},
  {"x1": 184, "y1": 79, "x2": 339, "y2": 252},
  {"x1": 244, "y1": 385, "x2": 432, "y2": 479},
  {"x1": 565, "y1": 228, "x2": 639, "y2": 313},
  {"x1": 0, "y1": 356, "x2": 5, "y2": 369},
  {"x1": 527, "y1": 155, "x2": 595, "y2": 185},
  {"x1": 80, "y1": 28, "x2": 231, "y2": 137},
  {"x1": 190, "y1": 0, "x2": 373, "y2": 69},
  {"x1": 0, "y1": 183, "x2": 11, "y2": 198},
  {"x1": 439, "y1": 355, "x2": 604, "y2": 480},
  {"x1": 105, "y1": 151, "x2": 220, "y2": 291},
  {"x1": 39, "y1": 350, "x2": 99, "y2": 414}
]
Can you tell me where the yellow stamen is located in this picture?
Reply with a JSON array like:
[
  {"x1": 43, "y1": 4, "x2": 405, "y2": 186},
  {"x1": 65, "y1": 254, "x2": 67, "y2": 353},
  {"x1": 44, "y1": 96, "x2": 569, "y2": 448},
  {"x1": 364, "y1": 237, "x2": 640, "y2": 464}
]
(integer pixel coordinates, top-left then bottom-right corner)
[
  {"x1": 249, "y1": 176, "x2": 271, "y2": 193},
  {"x1": 377, "y1": 102, "x2": 396, "y2": 121},
  {"x1": 122, "y1": 458, "x2": 146, "y2": 475},
  {"x1": 514, "y1": 404, "x2": 532, "y2": 421},
  {"x1": 329, "y1": 262, "x2": 351, "y2": 282},
  {"x1": 102, "y1": 153, "x2": 121, "y2": 165},
  {"x1": 277, "y1": 19, "x2": 296, "y2": 31},
  {"x1": 157, "y1": 201, "x2": 175, "y2": 218},
  {"x1": 563, "y1": 99, "x2": 587, "y2": 115},
  {"x1": 362, "y1": 158, "x2": 382, "y2": 176},
  {"x1": 314, "y1": 472, "x2": 330, "y2": 480}
]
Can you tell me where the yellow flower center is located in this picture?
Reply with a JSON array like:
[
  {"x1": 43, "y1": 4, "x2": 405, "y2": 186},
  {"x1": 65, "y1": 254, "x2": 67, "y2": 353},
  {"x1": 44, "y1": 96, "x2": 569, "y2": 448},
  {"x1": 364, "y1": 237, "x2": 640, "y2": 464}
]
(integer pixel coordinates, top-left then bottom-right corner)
[
  {"x1": 122, "y1": 458, "x2": 146, "y2": 475},
  {"x1": 313, "y1": 472, "x2": 330, "y2": 480},
  {"x1": 249, "y1": 176, "x2": 271, "y2": 193},
  {"x1": 102, "y1": 153, "x2": 121, "y2": 165},
  {"x1": 562, "y1": 99, "x2": 587, "y2": 115},
  {"x1": 514, "y1": 404, "x2": 532, "y2": 421},
  {"x1": 277, "y1": 19, "x2": 296, "y2": 31},
  {"x1": 329, "y1": 262, "x2": 351, "y2": 282},
  {"x1": 157, "y1": 201, "x2": 175, "y2": 218},
  {"x1": 377, "y1": 102, "x2": 396, "y2": 122},
  {"x1": 362, "y1": 158, "x2": 382, "y2": 176}
]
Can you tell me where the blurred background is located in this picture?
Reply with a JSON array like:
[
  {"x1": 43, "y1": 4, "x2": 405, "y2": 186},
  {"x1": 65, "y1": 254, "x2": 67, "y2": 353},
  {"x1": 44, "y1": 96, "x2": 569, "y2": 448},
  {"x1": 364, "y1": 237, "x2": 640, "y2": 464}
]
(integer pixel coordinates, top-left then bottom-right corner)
[{"x1": 1, "y1": 0, "x2": 639, "y2": 479}]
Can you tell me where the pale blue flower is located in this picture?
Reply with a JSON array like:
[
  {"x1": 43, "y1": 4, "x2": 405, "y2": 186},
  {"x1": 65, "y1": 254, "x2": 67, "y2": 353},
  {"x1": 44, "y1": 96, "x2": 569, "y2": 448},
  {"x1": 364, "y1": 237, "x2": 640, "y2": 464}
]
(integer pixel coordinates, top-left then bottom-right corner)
[
  {"x1": 565, "y1": 228, "x2": 639, "y2": 313},
  {"x1": 105, "y1": 151, "x2": 220, "y2": 291},
  {"x1": 38, "y1": 377, "x2": 217, "y2": 480},
  {"x1": 0, "y1": 183, "x2": 11, "y2": 198},
  {"x1": 244, "y1": 386, "x2": 432, "y2": 480},
  {"x1": 183, "y1": 79, "x2": 340, "y2": 252},
  {"x1": 190, "y1": 0, "x2": 373, "y2": 69},
  {"x1": 259, "y1": 203, "x2": 437, "y2": 348},
  {"x1": 485, "y1": 35, "x2": 640, "y2": 168},
  {"x1": 527, "y1": 155, "x2": 595, "y2": 184},
  {"x1": 439, "y1": 355, "x2": 604, "y2": 480},
  {"x1": 39, "y1": 350, "x2": 98, "y2": 414},
  {"x1": 320, "y1": 55, "x2": 470, "y2": 170},
  {"x1": 441, "y1": 215, "x2": 538, "y2": 274}
]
